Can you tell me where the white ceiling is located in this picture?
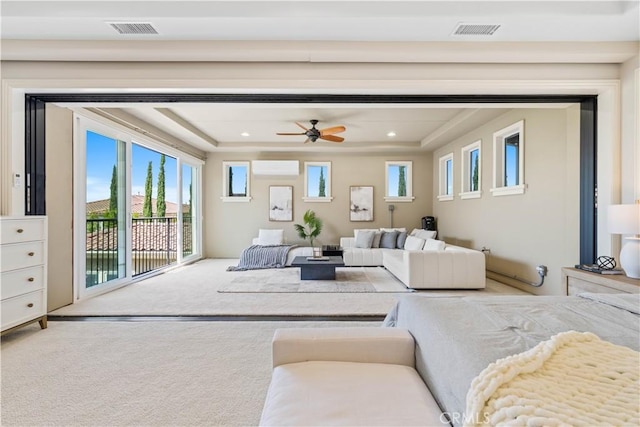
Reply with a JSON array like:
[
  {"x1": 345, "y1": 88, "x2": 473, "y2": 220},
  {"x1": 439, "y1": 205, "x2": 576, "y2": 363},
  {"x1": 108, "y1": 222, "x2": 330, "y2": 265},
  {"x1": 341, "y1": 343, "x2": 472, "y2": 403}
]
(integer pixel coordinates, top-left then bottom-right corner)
[{"x1": 6, "y1": 1, "x2": 636, "y2": 153}]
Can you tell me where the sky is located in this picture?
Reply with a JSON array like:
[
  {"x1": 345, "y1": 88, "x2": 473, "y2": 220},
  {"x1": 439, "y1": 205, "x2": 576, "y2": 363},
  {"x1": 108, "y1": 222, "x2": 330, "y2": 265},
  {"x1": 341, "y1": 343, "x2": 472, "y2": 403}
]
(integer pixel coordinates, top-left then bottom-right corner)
[{"x1": 86, "y1": 130, "x2": 192, "y2": 205}]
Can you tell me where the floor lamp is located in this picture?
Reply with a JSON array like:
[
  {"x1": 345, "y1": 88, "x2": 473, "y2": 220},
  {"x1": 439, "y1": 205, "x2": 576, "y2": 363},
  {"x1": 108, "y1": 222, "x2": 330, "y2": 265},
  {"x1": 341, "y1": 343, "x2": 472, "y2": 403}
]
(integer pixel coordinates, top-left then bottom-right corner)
[{"x1": 608, "y1": 203, "x2": 640, "y2": 279}]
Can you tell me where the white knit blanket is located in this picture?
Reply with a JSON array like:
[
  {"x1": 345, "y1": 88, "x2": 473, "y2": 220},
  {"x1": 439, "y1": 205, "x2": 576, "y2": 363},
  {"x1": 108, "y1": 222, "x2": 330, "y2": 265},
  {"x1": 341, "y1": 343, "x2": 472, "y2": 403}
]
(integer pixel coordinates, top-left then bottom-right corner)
[{"x1": 464, "y1": 331, "x2": 640, "y2": 427}]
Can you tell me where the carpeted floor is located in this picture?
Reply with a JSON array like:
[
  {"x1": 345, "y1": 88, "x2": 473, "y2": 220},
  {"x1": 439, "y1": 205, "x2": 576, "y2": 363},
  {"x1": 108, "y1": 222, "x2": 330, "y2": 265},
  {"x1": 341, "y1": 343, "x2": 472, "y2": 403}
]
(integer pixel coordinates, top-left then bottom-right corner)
[
  {"x1": 1, "y1": 320, "x2": 380, "y2": 427},
  {"x1": 51, "y1": 259, "x2": 526, "y2": 317}
]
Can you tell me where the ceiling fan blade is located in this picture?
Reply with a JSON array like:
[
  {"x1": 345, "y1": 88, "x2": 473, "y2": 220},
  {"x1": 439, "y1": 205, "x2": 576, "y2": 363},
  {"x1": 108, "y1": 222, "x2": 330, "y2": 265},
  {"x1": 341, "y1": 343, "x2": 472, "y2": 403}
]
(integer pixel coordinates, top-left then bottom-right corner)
[
  {"x1": 295, "y1": 122, "x2": 309, "y2": 131},
  {"x1": 303, "y1": 137, "x2": 311, "y2": 144},
  {"x1": 320, "y1": 135, "x2": 344, "y2": 143},
  {"x1": 320, "y1": 126, "x2": 346, "y2": 136},
  {"x1": 276, "y1": 132, "x2": 306, "y2": 135}
]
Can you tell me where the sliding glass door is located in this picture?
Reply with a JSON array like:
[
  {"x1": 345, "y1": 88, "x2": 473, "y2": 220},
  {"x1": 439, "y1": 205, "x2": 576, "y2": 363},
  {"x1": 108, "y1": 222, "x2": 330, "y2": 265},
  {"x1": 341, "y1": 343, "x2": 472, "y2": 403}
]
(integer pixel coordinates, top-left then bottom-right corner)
[{"x1": 75, "y1": 114, "x2": 202, "y2": 300}]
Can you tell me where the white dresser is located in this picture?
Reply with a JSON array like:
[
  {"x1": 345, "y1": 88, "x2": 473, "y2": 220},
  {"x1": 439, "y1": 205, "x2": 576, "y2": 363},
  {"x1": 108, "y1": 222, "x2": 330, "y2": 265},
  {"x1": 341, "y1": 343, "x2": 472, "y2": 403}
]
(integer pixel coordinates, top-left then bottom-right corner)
[{"x1": 1, "y1": 216, "x2": 48, "y2": 334}]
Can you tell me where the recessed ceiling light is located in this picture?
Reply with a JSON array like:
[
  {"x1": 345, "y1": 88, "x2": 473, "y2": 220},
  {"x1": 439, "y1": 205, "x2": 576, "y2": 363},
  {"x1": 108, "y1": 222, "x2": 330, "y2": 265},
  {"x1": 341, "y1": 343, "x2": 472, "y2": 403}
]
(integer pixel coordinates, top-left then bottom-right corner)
[
  {"x1": 241, "y1": 132, "x2": 250, "y2": 137},
  {"x1": 387, "y1": 131, "x2": 396, "y2": 137}
]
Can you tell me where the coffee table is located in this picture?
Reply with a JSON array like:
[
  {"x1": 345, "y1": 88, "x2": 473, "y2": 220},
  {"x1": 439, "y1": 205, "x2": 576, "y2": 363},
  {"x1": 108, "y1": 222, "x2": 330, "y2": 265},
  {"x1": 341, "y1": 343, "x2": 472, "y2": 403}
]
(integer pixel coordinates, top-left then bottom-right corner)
[{"x1": 290, "y1": 256, "x2": 345, "y2": 280}]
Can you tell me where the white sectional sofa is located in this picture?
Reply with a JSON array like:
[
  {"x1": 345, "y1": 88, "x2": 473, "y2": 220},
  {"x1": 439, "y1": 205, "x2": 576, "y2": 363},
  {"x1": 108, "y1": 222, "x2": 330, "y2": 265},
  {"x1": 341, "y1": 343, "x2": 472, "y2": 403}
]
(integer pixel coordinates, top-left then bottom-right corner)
[
  {"x1": 259, "y1": 327, "x2": 447, "y2": 426},
  {"x1": 341, "y1": 228, "x2": 486, "y2": 289}
]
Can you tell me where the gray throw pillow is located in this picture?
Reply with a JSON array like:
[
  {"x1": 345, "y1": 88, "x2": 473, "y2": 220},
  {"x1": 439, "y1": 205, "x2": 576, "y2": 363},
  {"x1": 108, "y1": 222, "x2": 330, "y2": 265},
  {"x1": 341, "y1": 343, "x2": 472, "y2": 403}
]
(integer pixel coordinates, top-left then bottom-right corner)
[
  {"x1": 396, "y1": 231, "x2": 407, "y2": 249},
  {"x1": 380, "y1": 230, "x2": 399, "y2": 249},
  {"x1": 354, "y1": 230, "x2": 376, "y2": 248}
]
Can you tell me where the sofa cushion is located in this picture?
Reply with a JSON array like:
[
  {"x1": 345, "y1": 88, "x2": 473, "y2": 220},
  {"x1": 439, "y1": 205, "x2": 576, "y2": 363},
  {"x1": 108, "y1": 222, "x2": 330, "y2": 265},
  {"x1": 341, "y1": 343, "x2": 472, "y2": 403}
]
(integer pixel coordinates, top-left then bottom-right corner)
[
  {"x1": 423, "y1": 238, "x2": 446, "y2": 251},
  {"x1": 257, "y1": 229, "x2": 284, "y2": 245},
  {"x1": 260, "y1": 361, "x2": 446, "y2": 426},
  {"x1": 410, "y1": 228, "x2": 437, "y2": 241},
  {"x1": 380, "y1": 227, "x2": 407, "y2": 233},
  {"x1": 396, "y1": 231, "x2": 408, "y2": 249},
  {"x1": 355, "y1": 230, "x2": 376, "y2": 248},
  {"x1": 379, "y1": 230, "x2": 399, "y2": 249},
  {"x1": 404, "y1": 235, "x2": 425, "y2": 250}
]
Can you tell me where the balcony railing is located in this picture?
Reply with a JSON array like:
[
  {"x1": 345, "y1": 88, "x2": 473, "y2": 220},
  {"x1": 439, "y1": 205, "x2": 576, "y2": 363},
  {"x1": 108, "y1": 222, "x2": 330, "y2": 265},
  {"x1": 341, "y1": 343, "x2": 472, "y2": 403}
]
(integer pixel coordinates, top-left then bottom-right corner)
[{"x1": 86, "y1": 216, "x2": 193, "y2": 287}]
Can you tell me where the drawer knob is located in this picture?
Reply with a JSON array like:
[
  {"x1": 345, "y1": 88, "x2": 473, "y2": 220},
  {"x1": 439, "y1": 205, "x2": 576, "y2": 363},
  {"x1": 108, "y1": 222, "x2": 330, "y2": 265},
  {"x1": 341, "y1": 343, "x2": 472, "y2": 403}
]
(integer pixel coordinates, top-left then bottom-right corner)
[
  {"x1": 28, "y1": 252, "x2": 35, "y2": 257},
  {"x1": 28, "y1": 277, "x2": 35, "y2": 282},
  {"x1": 27, "y1": 303, "x2": 34, "y2": 308},
  {"x1": 17, "y1": 228, "x2": 24, "y2": 233}
]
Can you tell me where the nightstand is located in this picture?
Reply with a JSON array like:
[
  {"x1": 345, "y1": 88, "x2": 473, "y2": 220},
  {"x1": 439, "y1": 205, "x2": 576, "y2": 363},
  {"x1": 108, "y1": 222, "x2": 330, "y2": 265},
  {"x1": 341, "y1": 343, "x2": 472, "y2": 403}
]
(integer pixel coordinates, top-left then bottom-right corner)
[{"x1": 561, "y1": 267, "x2": 640, "y2": 296}]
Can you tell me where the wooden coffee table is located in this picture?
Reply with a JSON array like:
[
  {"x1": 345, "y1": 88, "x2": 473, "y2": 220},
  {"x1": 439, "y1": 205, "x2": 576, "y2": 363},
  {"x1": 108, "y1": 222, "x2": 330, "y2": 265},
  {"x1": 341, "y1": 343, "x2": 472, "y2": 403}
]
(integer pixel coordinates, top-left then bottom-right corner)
[{"x1": 290, "y1": 256, "x2": 345, "y2": 280}]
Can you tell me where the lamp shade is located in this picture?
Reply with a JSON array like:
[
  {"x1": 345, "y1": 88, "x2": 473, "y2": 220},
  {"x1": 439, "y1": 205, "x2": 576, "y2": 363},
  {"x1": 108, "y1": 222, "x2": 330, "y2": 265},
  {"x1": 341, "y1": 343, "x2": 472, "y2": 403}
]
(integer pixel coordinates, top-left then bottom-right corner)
[{"x1": 608, "y1": 204, "x2": 640, "y2": 235}]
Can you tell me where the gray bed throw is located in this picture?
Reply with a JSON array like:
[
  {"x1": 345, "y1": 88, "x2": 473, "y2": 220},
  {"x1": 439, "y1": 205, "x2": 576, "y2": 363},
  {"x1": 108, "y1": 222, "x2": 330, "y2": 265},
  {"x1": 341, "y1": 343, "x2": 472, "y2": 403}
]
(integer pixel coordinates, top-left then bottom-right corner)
[{"x1": 227, "y1": 244, "x2": 294, "y2": 271}]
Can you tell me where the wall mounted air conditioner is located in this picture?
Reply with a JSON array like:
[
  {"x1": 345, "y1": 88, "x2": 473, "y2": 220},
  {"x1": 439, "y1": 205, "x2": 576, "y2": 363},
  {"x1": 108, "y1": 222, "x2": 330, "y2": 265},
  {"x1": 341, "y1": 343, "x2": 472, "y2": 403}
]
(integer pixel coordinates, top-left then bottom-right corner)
[{"x1": 252, "y1": 160, "x2": 299, "y2": 176}]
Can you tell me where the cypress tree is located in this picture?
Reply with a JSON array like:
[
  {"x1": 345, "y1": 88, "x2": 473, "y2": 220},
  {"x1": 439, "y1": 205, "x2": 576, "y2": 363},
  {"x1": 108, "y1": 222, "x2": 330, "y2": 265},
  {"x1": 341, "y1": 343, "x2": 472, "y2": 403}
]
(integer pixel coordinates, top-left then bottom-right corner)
[
  {"x1": 318, "y1": 167, "x2": 326, "y2": 197},
  {"x1": 398, "y1": 166, "x2": 407, "y2": 197},
  {"x1": 228, "y1": 167, "x2": 234, "y2": 196},
  {"x1": 156, "y1": 155, "x2": 166, "y2": 217},
  {"x1": 472, "y1": 153, "x2": 479, "y2": 191},
  {"x1": 188, "y1": 183, "x2": 192, "y2": 218},
  {"x1": 143, "y1": 161, "x2": 153, "y2": 217},
  {"x1": 108, "y1": 164, "x2": 117, "y2": 217}
]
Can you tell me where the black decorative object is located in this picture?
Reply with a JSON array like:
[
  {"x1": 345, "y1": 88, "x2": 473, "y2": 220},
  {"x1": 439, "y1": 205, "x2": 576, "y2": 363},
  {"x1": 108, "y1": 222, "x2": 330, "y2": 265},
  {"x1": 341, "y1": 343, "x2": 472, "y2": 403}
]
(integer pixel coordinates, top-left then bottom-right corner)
[{"x1": 596, "y1": 256, "x2": 616, "y2": 270}]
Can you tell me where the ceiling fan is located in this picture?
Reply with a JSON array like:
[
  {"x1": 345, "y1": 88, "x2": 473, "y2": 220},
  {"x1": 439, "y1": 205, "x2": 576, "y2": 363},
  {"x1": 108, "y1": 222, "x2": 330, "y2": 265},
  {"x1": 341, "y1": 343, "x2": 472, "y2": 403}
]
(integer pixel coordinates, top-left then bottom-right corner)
[{"x1": 277, "y1": 119, "x2": 346, "y2": 143}]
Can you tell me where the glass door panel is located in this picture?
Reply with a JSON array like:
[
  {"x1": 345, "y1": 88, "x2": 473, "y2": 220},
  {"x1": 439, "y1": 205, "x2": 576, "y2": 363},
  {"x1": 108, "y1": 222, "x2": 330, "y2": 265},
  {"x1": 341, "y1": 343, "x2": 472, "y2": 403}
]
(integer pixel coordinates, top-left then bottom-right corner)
[
  {"x1": 85, "y1": 130, "x2": 126, "y2": 288},
  {"x1": 182, "y1": 164, "x2": 197, "y2": 259}
]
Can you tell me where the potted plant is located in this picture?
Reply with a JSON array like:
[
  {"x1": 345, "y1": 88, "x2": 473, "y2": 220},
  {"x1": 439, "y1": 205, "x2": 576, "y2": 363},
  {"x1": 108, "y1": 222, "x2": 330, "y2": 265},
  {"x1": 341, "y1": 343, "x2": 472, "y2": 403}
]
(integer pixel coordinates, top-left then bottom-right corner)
[{"x1": 294, "y1": 209, "x2": 323, "y2": 253}]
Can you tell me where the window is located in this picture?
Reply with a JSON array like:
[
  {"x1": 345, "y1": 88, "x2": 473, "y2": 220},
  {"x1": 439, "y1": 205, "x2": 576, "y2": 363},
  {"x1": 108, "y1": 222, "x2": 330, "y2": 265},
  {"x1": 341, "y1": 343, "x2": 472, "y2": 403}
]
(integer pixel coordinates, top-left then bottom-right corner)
[
  {"x1": 460, "y1": 140, "x2": 482, "y2": 199},
  {"x1": 222, "y1": 161, "x2": 251, "y2": 202},
  {"x1": 303, "y1": 162, "x2": 332, "y2": 202},
  {"x1": 492, "y1": 120, "x2": 525, "y2": 196},
  {"x1": 437, "y1": 153, "x2": 454, "y2": 201},
  {"x1": 385, "y1": 161, "x2": 414, "y2": 202}
]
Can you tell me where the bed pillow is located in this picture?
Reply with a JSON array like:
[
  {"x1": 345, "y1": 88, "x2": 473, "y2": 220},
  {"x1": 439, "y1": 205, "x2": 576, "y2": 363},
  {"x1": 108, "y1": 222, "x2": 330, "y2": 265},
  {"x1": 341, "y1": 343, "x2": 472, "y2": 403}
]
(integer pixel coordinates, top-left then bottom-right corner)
[
  {"x1": 410, "y1": 228, "x2": 437, "y2": 241},
  {"x1": 403, "y1": 235, "x2": 426, "y2": 250},
  {"x1": 423, "y1": 238, "x2": 446, "y2": 251},
  {"x1": 380, "y1": 230, "x2": 399, "y2": 249},
  {"x1": 354, "y1": 230, "x2": 376, "y2": 248},
  {"x1": 257, "y1": 229, "x2": 284, "y2": 245},
  {"x1": 396, "y1": 231, "x2": 408, "y2": 249}
]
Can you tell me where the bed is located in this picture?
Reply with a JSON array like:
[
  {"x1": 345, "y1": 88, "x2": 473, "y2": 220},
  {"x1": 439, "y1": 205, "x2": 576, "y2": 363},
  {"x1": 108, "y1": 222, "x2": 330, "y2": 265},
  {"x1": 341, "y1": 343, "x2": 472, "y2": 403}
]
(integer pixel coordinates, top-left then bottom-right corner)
[{"x1": 384, "y1": 293, "x2": 640, "y2": 426}]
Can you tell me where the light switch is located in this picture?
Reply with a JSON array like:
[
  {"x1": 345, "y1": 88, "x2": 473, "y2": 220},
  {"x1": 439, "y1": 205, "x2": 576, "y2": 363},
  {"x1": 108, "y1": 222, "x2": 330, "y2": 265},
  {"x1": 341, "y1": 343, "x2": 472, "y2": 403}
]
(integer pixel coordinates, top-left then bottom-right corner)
[{"x1": 13, "y1": 173, "x2": 22, "y2": 188}]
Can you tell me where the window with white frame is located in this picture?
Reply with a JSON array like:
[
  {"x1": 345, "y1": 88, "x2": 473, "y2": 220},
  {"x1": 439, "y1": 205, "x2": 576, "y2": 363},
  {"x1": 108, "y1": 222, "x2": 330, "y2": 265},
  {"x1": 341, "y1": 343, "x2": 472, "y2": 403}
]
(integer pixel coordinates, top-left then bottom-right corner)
[
  {"x1": 437, "y1": 153, "x2": 454, "y2": 201},
  {"x1": 385, "y1": 161, "x2": 414, "y2": 202},
  {"x1": 460, "y1": 140, "x2": 482, "y2": 199},
  {"x1": 222, "y1": 161, "x2": 251, "y2": 202},
  {"x1": 492, "y1": 120, "x2": 525, "y2": 196},
  {"x1": 303, "y1": 162, "x2": 332, "y2": 202}
]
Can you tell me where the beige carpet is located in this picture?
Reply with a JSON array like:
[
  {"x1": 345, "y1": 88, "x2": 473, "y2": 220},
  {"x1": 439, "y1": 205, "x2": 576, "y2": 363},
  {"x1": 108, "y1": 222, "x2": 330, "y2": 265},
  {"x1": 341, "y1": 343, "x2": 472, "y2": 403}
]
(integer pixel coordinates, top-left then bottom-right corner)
[
  {"x1": 220, "y1": 266, "x2": 412, "y2": 293},
  {"x1": 1, "y1": 320, "x2": 379, "y2": 426},
  {"x1": 51, "y1": 258, "x2": 527, "y2": 316}
]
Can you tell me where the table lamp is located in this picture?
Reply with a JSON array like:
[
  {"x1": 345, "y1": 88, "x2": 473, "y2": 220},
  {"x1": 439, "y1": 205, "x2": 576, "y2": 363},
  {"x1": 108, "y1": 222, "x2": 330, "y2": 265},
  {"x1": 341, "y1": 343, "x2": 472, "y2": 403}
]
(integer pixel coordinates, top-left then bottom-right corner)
[{"x1": 608, "y1": 203, "x2": 640, "y2": 279}]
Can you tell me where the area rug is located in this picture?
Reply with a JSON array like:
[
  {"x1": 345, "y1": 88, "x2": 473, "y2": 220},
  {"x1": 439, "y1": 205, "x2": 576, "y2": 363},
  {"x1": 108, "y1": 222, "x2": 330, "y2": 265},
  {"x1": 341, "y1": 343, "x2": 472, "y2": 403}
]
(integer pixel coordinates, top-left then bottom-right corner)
[{"x1": 219, "y1": 266, "x2": 413, "y2": 293}]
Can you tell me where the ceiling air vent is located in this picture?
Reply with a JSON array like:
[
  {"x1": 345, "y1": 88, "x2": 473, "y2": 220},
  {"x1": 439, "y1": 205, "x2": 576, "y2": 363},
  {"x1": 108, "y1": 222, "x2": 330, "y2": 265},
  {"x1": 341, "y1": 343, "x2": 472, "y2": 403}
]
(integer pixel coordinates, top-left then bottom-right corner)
[
  {"x1": 108, "y1": 22, "x2": 158, "y2": 35},
  {"x1": 452, "y1": 23, "x2": 501, "y2": 36}
]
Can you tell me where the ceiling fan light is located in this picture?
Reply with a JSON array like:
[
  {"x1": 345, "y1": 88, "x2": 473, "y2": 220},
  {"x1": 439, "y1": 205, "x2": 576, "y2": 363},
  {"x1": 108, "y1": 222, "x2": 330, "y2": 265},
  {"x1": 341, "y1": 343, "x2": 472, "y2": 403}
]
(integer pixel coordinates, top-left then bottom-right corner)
[
  {"x1": 387, "y1": 131, "x2": 397, "y2": 137},
  {"x1": 240, "y1": 132, "x2": 250, "y2": 137}
]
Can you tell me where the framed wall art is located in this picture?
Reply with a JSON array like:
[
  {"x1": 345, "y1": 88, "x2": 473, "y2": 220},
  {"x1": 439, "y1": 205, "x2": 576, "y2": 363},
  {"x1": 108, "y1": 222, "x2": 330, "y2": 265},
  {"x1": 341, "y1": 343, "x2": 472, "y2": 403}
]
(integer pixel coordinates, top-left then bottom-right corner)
[
  {"x1": 350, "y1": 186, "x2": 374, "y2": 221},
  {"x1": 269, "y1": 186, "x2": 293, "y2": 221}
]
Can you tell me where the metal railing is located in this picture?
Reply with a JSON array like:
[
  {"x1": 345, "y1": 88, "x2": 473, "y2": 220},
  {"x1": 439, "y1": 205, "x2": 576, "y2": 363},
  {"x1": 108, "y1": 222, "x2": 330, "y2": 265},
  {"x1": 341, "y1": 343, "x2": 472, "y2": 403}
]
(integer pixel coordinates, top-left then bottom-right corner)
[{"x1": 86, "y1": 216, "x2": 190, "y2": 285}]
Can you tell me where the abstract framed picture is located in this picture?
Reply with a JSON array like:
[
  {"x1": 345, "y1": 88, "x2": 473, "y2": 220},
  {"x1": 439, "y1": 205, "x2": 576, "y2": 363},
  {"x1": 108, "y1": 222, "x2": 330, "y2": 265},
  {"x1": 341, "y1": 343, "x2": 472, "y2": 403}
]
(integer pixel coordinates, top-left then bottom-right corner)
[
  {"x1": 350, "y1": 186, "x2": 374, "y2": 221},
  {"x1": 269, "y1": 186, "x2": 293, "y2": 221}
]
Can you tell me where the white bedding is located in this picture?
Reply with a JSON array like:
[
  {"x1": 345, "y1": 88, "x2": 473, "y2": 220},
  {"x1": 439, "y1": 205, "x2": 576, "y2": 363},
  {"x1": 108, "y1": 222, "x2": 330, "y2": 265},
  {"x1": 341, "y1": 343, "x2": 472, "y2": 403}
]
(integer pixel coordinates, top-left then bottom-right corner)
[{"x1": 464, "y1": 331, "x2": 640, "y2": 427}]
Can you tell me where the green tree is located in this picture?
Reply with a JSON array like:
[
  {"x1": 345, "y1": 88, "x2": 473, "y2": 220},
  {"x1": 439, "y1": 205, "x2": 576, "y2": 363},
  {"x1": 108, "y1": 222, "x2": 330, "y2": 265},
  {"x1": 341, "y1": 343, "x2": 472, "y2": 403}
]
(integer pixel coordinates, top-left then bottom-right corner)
[
  {"x1": 398, "y1": 166, "x2": 407, "y2": 197},
  {"x1": 318, "y1": 167, "x2": 326, "y2": 197},
  {"x1": 143, "y1": 161, "x2": 153, "y2": 217},
  {"x1": 472, "y1": 154, "x2": 479, "y2": 191},
  {"x1": 228, "y1": 167, "x2": 234, "y2": 196},
  {"x1": 188, "y1": 183, "x2": 192, "y2": 217},
  {"x1": 156, "y1": 155, "x2": 166, "y2": 217},
  {"x1": 108, "y1": 165, "x2": 117, "y2": 217}
]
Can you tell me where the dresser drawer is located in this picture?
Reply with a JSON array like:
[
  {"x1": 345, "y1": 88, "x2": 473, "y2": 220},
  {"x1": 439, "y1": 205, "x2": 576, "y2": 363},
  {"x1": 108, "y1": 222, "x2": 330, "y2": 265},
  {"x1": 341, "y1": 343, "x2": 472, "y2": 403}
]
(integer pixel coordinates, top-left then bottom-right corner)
[
  {"x1": 1, "y1": 219, "x2": 45, "y2": 244},
  {"x1": 567, "y1": 276, "x2": 626, "y2": 296},
  {"x1": 1, "y1": 290, "x2": 45, "y2": 331},
  {"x1": 1, "y1": 241, "x2": 45, "y2": 272},
  {"x1": 1, "y1": 266, "x2": 45, "y2": 300}
]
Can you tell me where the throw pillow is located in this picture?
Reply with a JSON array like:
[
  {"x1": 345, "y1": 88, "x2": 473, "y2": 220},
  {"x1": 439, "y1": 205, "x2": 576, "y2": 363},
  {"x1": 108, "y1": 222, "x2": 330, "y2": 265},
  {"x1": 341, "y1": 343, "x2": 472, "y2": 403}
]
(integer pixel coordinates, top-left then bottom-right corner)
[
  {"x1": 354, "y1": 228, "x2": 378, "y2": 239},
  {"x1": 355, "y1": 230, "x2": 376, "y2": 248},
  {"x1": 380, "y1": 227, "x2": 407, "y2": 233},
  {"x1": 410, "y1": 228, "x2": 437, "y2": 241},
  {"x1": 396, "y1": 231, "x2": 408, "y2": 249},
  {"x1": 380, "y1": 230, "x2": 399, "y2": 249},
  {"x1": 257, "y1": 229, "x2": 284, "y2": 245},
  {"x1": 371, "y1": 231, "x2": 383, "y2": 248},
  {"x1": 403, "y1": 235, "x2": 426, "y2": 250},
  {"x1": 423, "y1": 238, "x2": 446, "y2": 251}
]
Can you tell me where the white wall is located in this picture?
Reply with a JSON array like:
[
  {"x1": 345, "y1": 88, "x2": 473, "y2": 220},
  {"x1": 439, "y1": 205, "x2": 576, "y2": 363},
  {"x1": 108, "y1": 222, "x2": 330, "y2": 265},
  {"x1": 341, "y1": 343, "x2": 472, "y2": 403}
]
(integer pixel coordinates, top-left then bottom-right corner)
[
  {"x1": 205, "y1": 152, "x2": 432, "y2": 258},
  {"x1": 432, "y1": 107, "x2": 580, "y2": 295}
]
